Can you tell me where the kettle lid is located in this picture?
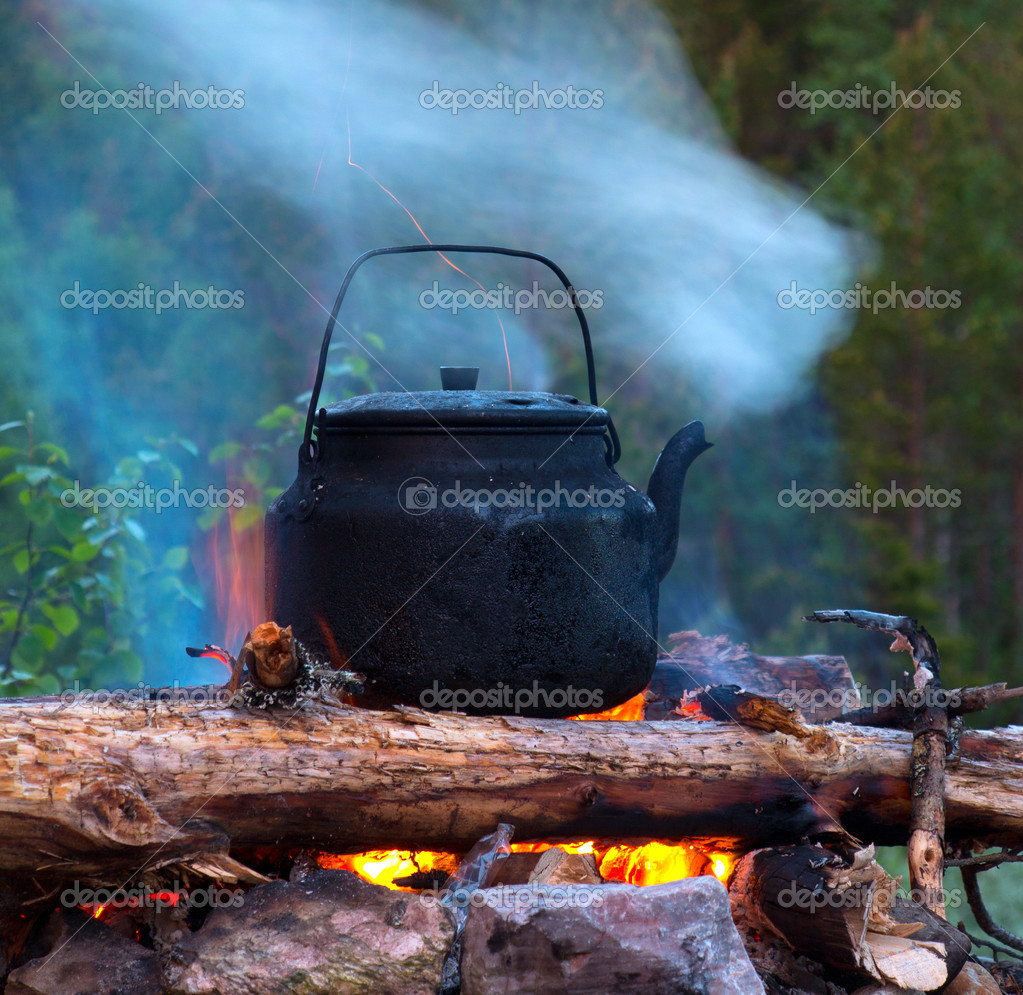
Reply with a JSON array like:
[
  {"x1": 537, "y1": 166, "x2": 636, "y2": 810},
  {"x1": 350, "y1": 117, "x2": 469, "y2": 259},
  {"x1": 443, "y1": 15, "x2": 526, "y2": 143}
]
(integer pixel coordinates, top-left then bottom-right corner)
[{"x1": 320, "y1": 390, "x2": 609, "y2": 431}]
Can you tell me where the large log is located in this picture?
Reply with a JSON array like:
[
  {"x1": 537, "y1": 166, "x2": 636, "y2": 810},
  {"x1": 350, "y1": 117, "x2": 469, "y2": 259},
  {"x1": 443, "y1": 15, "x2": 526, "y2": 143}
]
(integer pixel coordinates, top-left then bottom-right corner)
[{"x1": 1, "y1": 691, "x2": 1022, "y2": 900}]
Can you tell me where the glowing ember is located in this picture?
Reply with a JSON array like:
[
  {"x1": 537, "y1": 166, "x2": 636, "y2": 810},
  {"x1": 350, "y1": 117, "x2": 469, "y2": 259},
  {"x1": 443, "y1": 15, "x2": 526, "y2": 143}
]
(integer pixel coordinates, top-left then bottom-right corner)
[
  {"x1": 509, "y1": 841, "x2": 596, "y2": 855},
  {"x1": 345, "y1": 117, "x2": 514, "y2": 388},
  {"x1": 315, "y1": 850, "x2": 458, "y2": 892},
  {"x1": 195, "y1": 646, "x2": 234, "y2": 679},
  {"x1": 597, "y1": 842, "x2": 733, "y2": 886},
  {"x1": 79, "y1": 890, "x2": 182, "y2": 922},
  {"x1": 675, "y1": 697, "x2": 712, "y2": 720},
  {"x1": 321, "y1": 841, "x2": 733, "y2": 891},
  {"x1": 568, "y1": 691, "x2": 646, "y2": 721}
]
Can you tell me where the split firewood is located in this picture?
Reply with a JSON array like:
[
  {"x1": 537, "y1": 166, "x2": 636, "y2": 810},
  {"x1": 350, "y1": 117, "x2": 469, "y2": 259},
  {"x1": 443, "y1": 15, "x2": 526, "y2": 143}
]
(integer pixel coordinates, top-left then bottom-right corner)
[
  {"x1": 943, "y1": 961, "x2": 1003, "y2": 994},
  {"x1": 528, "y1": 848, "x2": 602, "y2": 886},
  {"x1": 729, "y1": 842, "x2": 971, "y2": 991}
]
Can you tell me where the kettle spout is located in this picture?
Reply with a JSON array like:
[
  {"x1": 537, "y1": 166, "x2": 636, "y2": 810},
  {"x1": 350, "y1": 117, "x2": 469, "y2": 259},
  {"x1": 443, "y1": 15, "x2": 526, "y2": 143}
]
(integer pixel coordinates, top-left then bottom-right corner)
[{"x1": 647, "y1": 420, "x2": 713, "y2": 583}]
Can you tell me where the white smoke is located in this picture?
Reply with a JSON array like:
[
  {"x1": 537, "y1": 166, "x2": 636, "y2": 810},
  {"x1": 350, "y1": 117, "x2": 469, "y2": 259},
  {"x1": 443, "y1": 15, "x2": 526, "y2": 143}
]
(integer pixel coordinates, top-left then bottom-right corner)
[{"x1": 60, "y1": 0, "x2": 861, "y2": 414}]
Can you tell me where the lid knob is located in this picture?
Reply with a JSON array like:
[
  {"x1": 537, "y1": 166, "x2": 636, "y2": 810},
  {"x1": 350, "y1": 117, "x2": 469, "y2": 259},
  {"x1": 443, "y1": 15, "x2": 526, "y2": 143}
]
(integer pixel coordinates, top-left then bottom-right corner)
[{"x1": 440, "y1": 366, "x2": 480, "y2": 390}]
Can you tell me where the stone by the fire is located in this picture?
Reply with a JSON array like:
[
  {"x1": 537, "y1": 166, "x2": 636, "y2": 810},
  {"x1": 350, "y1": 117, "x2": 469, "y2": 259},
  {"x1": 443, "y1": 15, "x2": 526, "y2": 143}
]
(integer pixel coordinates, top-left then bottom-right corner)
[
  {"x1": 460, "y1": 876, "x2": 766, "y2": 995},
  {"x1": 6, "y1": 908, "x2": 163, "y2": 995},
  {"x1": 163, "y1": 868, "x2": 454, "y2": 995}
]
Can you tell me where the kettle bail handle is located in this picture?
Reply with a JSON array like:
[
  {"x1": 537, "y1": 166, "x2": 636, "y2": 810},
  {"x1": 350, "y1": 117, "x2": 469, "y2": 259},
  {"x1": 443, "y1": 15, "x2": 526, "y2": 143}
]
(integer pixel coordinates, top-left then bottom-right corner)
[{"x1": 301, "y1": 244, "x2": 620, "y2": 466}]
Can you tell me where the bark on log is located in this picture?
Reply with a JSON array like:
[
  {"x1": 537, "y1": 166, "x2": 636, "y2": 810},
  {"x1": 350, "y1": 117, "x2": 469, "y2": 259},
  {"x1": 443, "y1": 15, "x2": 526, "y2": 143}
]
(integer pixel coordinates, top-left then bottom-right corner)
[
  {"x1": 2, "y1": 693, "x2": 1023, "y2": 898},
  {"x1": 806, "y1": 611, "x2": 951, "y2": 917}
]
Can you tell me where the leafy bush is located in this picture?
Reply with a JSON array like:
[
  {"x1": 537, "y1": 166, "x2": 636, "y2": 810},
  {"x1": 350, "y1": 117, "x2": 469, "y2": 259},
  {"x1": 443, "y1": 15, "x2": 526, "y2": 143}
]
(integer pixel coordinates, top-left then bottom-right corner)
[{"x1": 0, "y1": 414, "x2": 201, "y2": 695}]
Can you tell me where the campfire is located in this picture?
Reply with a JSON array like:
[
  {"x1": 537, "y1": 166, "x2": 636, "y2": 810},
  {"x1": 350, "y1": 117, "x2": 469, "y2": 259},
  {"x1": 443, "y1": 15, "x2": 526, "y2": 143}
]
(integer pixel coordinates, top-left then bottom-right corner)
[
  {"x1": 3, "y1": 622, "x2": 1022, "y2": 992},
  {"x1": 4, "y1": 483, "x2": 1019, "y2": 991},
  {"x1": 6, "y1": 537, "x2": 1017, "y2": 992},
  {"x1": 4, "y1": 250, "x2": 1022, "y2": 993},
  {"x1": 314, "y1": 833, "x2": 734, "y2": 893}
]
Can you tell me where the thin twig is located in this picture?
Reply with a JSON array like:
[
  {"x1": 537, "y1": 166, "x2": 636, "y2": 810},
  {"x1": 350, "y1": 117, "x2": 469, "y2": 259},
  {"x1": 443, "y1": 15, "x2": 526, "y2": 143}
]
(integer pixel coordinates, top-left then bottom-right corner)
[
  {"x1": 962, "y1": 866, "x2": 1023, "y2": 953},
  {"x1": 964, "y1": 930, "x2": 1023, "y2": 962},
  {"x1": 947, "y1": 850, "x2": 1023, "y2": 870},
  {"x1": 803, "y1": 609, "x2": 940, "y2": 680}
]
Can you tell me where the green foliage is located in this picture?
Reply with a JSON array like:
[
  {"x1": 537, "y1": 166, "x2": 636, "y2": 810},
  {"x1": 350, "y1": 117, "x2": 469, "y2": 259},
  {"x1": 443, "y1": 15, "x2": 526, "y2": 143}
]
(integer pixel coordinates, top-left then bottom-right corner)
[{"x1": 0, "y1": 415, "x2": 201, "y2": 695}]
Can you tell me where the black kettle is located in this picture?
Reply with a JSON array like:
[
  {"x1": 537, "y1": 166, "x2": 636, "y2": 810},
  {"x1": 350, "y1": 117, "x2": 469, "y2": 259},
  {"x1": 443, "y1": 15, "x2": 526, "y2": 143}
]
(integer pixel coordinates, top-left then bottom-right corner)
[{"x1": 265, "y1": 245, "x2": 711, "y2": 717}]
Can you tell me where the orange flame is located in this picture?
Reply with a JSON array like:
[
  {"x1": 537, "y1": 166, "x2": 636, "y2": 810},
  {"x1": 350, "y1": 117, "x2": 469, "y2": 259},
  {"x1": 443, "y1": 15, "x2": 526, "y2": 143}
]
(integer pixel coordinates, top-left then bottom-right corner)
[
  {"x1": 315, "y1": 850, "x2": 458, "y2": 892},
  {"x1": 210, "y1": 504, "x2": 263, "y2": 654},
  {"x1": 597, "y1": 842, "x2": 733, "y2": 886},
  {"x1": 320, "y1": 841, "x2": 733, "y2": 891},
  {"x1": 568, "y1": 691, "x2": 646, "y2": 721}
]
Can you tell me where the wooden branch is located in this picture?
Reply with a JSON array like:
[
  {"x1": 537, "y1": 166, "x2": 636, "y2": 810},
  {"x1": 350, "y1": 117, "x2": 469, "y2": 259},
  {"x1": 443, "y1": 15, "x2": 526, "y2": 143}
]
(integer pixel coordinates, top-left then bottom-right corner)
[
  {"x1": 961, "y1": 867, "x2": 1023, "y2": 954},
  {"x1": 2, "y1": 694, "x2": 1023, "y2": 900},
  {"x1": 830, "y1": 682, "x2": 1023, "y2": 729},
  {"x1": 806, "y1": 610, "x2": 949, "y2": 917},
  {"x1": 947, "y1": 849, "x2": 1023, "y2": 870}
]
